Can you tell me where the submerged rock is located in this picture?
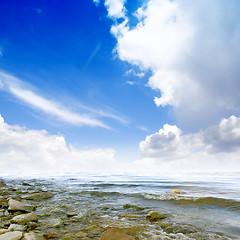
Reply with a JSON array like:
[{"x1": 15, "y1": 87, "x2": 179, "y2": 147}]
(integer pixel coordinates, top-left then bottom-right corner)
[
  {"x1": 0, "y1": 231, "x2": 23, "y2": 240},
  {"x1": 22, "y1": 232, "x2": 45, "y2": 240},
  {"x1": 170, "y1": 189, "x2": 180, "y2": 194},
  {"x1": 47, "y1": 218, "x2": 63, "y2": 228},
  {"x1": 100, "y1": 228, "x2": 135, "y2": 240},
  {"x1": 119, "y1": 213, "x2": 143, "y2": 219},
  {"x1": 22, "y1": 192, "x2": 53, "y2": 200},
  {"x1": 11, "y1": 212, "x2": 38, "y2": 225},
  {"x1": 123, "y1": 204, "x2": 144, "y2": 211},
  {"x1": 66, "y1": 211, "x2": 77, "y2": 217},
  {"x1": 43, "y1": 231, "x2": 61, "y2": 239},
  {"x1": 8, "y1": 199, "x2": 35, "y2": 213},
  {"x1": 146, "y1": 211, "x2": 166, "y2": 221}
]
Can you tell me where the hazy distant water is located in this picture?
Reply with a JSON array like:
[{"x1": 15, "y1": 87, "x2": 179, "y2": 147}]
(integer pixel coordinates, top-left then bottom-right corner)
[{"x1": 2, "y1": 171, "x2": 240, "y2": 239}]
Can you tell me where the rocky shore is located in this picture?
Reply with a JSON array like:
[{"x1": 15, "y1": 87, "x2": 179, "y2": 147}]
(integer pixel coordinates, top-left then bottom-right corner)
[
  {"x1": 0, "y1": 178, "x2": 172, "y2": 240},
  {"x1": 0, "y1": 177, "x2": 232, "y2": 240}
]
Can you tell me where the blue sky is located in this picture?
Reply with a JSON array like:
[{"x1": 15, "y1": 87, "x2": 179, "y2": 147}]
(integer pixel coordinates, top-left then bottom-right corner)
[{"x1": 0, "y1": 0, "x2": 240, "y2": 173}]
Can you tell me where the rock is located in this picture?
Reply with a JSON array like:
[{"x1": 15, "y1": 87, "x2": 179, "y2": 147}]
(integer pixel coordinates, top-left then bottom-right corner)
[
  {"x1": 0, "y1": 229, "x2": 9, "y2": 235},
  {"x1": 170, "y1": 189, "x2": 180, "y2": 194},
  {"x1": 27, "y1": 222, "x2": 38, "y2": 230},
  {"x1": 11, "y1": 212, "x2": 38, "y2": 225},
  {"x1": 123, "y1": 204, "x2": 144, "y2": 211},
  {"x1": 0, "y1": 231, "x2": 23, "y2": 240},
  {"x1": 8, "y1": 224, "x2": 27, "y2": 231},
  {"x1": 61, "y1": 237, "x2": 77, "y2": 240},
  {"x1": 43, "y1": 231, "x2": 61, "y2": 239},
  {"x1": 22, "y1": 232, "x2": 45, "y2": 240},
  {"x1": 8, "y1": 199, "x2": 35, "y2": 213},
  {"x1": 47, "y1": 218, "x2": 63, "y2": 228},
  {"x1": 22, "y1": 192, "x2": 53, "y2": 200},
  {"x1": 75, "y1": 231, "x2": 87, "y2": 238},
  {"x1": 66, "y1": 211, "x2": 77, "y2": 217},
  {"x1": 119, "y1": 213, "x2": 142, "y2": 219},
  {"x1": 146, "y1": 211, "x2": 166, "y2": 221},
  {"x1": 100, "y1": 228, "x2": 135, "y2": 240}
]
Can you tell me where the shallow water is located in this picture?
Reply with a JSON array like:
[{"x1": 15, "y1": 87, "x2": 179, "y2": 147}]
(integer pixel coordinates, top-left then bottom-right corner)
[{"x1": 1, "y1": 171, "x2": 240, "y2": 239}]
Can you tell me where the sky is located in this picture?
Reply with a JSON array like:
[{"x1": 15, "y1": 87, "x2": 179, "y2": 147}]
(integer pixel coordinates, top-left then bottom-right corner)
[{"x1": 0, "y1": 0, "x2": 240, "y2": 174}]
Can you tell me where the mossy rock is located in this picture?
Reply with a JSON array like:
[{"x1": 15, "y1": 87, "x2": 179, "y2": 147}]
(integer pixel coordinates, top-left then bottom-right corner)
[
  {"x1": 146, "y1": 211, "x2": 166, "y2": 221},
  {"x1": 123, "y1": 204, "x2": 144, "y2": 211}
]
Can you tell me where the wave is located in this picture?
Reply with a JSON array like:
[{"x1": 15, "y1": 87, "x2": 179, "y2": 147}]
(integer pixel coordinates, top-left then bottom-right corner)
[{"x1": 141, "y1": 193, "x2": 240, "y2": 210}]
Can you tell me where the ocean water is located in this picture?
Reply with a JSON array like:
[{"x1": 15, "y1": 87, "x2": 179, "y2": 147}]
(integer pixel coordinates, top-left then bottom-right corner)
[{"x1": 1, "y1": 171, "x2": 240, "y2": 239}]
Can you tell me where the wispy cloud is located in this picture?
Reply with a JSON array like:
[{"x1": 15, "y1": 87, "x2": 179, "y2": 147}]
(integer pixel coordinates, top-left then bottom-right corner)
[{"x1": 0, "y1": 71, "x2": 126, "y2": 128}]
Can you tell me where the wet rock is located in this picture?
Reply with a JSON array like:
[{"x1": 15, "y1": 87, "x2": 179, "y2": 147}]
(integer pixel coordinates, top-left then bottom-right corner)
[
  {"x1": 43, "y1": 231, "x2": 61, "y2": 239},
  {"x1": 3, "y1": 220, "x2": 11, "y2": 227},
  {"x1": 100, "y1": 228, "x2": 135, "y2": 240},
  {"x1": 22, "y1": 192, "x2": 53, "y2": 200},
  {"x1": 0, "y1": 231, "x2": 23, "y2": 240},
  {"x1": 8, "y1": 223, "x2": 27, "y2": 231},
  {"x1": 170, "y1": 189, "x2": 180, "y2": 194},
  {"x1": 123, "y1": 204, "x2": 144, "y2": 211},
  {"x1": 8, "y1": 199, "x2": 35, "y2": 213},
  {"x1": 119, "y1": 213, "x2": 143, "y2": 219},
  {"x1": 66, "y1": 211, "x2": 77, "y2": 217},
  {"x1": 22, "y1": 232, "x2": 45, "y2": 240},
  {"x1": 0, "y1": 199, "x2": 8, "y2": 209},
  {"x1": 146, "y1": 211, "x2": 166, "y2": 221},
  {"x1": 75, "y1": 231, "x2": 87, "y2": 238},
  {"x1": 0, "y1": 229, "x2": 9, "y2": 235},
  {"x1": 27, "y1": 222, "x2": 38, "y2": 230},
  {"x1": 11, "y1": 212, "x2": 38, "y2": 225},
  {"x1": 47, "y1": 218, "x2": 63, "y2": 228},
  {"x1": 61, "y1": 237, "x2": 77, "y2": 240}
]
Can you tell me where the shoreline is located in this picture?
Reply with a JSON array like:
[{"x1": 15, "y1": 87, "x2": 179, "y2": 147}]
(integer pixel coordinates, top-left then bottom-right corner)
[{"x1": 0, "y1": 176, "x2": 238, "y2": 239}]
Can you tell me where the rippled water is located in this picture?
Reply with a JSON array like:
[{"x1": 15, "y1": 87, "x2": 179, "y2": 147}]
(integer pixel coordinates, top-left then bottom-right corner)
[{"x1": 1, "y1": 171, "x2": 240, "y2": 239}]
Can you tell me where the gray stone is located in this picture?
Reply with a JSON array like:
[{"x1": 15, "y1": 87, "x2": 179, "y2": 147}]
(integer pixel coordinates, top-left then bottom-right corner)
[
  {"x1": 0, "y1": 229, "x2": 9, "y2": 235},
  {"x1": 8, "y1": 224, "x2": 27, "y2": 231},
  {"x1": 47, "y1": 218, "x2": 63, "y2": 228},
  {"x1": 23, "y1": 232, "x2": 45, "y2": 240},
  {"x1": 11, "y1": 212, "x2": 38, "y2": 225},
  {"x1": 8, "y1": 199, "x2": 35, "y2": 213},
  {"x1": 0, "y1": 231, "x2": 23, "y2": 240},
  {"x1": 22, "y1": 192, "x2": 53, "y2": 200}
]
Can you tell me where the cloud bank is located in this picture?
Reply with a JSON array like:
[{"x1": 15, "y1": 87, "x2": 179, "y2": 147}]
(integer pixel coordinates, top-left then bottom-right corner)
[
  {"x1": 137, "y1": 115, "x2": 240, "y2": 171},
  {"x1": 100, "y1": 0, "x2": 240, "y2": 130},
  {"x1": 0, "y1": 115, "x2": 116, "y2": 173}
]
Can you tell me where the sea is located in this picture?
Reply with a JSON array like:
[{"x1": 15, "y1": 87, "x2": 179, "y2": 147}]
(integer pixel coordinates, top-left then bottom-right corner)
[{"x1": 1, "y1": 171, "x2": 240, "y2": 239}]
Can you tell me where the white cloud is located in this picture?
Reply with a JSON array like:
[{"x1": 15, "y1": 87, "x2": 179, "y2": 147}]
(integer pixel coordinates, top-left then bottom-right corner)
[
  {"x1": 138, "y1": 115, "x2": 240, "y2": 171},
  {"x1": 125, "y1": 68, "x2": 145, "y2": 78},
  {"x1": 0, "y1": 71, "x2": 126, "y2": 128},
  {"x1": 104, "y1": 0, "x2": 126, "y2": 19},
  {"x1": 0, "y1": 115, "x2": 117, "y2": 173},
  {"x1": 93, "y1": 0, "x2": 100, "y2": 6},
  {"x1": 108, "y1": 0, "x2": 240, "y2": 130},
  {"x1": 0, "y1": 50, "x2": 3, "y2": 57}
]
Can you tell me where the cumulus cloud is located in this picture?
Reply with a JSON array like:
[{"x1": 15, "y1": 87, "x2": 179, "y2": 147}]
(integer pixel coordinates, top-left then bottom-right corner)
[
  {"x1": 0, "y1": 115, "x2": 117, "y2": 173},
  {"x1": 104, "y1": 0, "x2": 126, "y2": 19},
  {"x1": 106, "y1": 0, "x2": 240, "y2": 130},
  {"x1": 0, "y1": 71, "x2": 126, "y2": 128},
  {"x1": 138, "y1": 115, "x2": 240, "y2": 171}
]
